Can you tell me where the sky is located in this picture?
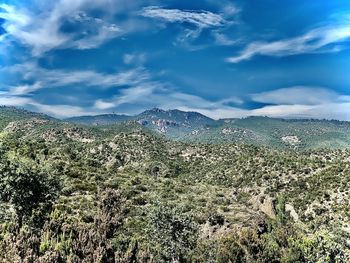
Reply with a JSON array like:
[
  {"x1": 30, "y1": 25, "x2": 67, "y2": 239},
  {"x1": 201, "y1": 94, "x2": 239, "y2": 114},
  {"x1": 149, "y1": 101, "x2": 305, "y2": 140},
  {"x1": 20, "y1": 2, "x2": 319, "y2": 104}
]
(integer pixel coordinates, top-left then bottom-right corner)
[{"x1": 0, "y1": 0, "x2": 350, "y2": 120}]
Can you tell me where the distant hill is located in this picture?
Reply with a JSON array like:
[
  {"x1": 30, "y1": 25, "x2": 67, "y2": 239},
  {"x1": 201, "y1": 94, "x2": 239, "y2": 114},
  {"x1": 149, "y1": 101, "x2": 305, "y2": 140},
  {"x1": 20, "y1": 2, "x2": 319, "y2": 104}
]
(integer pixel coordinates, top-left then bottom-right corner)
[
  {"x1": 64, "y1": 108, "x2": 350, "y2": 150},
  {"x1": 190, "y1": 116, "x2": 350, "y2": 149},
  {"x1": 66, "y1": 114, "x2": 132, "y2": 126}
]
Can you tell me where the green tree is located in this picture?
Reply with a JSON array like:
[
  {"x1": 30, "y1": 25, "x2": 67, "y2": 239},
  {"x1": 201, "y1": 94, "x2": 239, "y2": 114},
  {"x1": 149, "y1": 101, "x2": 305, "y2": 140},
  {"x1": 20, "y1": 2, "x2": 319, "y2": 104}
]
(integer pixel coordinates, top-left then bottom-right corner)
[
  {"x1": 0, "y1": 160, "x2": 59, "y2": 228},
  {"x1": 148, "y1": 203, "x2": 198, "y2": 262}
]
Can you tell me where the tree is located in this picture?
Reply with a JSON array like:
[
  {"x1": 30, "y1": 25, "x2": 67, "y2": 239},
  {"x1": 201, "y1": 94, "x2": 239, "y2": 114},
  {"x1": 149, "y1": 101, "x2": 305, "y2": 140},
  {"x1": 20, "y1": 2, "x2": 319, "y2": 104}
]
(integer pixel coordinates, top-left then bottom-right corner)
[
  {"x1": 0, "y1": 160, "x2": 59, "y2": 228},
  {"x1": 148, "y1": 203, "x2": 198, "y2": 262}
]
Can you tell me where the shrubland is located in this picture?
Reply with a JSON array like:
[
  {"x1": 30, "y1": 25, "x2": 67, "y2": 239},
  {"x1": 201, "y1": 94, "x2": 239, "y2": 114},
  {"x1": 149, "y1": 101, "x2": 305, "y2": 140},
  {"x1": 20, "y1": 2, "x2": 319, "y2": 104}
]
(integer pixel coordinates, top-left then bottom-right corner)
[{"x1": 0, "y1": 109, "x2": 349, "y2": 262}]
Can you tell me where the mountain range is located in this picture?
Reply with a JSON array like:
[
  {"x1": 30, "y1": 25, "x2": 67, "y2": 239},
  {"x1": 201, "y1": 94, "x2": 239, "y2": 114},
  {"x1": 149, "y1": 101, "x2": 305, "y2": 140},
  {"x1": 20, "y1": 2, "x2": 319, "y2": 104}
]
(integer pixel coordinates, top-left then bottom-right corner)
[
  {"x1": 0, "y1": 106, "x2": 349, "y2": 150},
  {"x1": 66, "y1": 107, "x2": 350, "y2": 150}
]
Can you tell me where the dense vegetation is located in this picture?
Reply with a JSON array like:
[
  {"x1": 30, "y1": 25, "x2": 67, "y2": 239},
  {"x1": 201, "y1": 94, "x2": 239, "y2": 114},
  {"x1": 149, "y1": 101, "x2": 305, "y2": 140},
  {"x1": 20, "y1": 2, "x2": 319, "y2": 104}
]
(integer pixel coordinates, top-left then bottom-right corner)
[{"x1": 0, "y1": 107, "x2": 350, "y2": 262}]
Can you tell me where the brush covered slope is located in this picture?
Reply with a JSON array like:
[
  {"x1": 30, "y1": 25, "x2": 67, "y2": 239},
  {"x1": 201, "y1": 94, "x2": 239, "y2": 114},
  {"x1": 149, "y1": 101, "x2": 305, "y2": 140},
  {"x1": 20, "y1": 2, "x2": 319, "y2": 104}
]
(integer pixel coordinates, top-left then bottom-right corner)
[
  {"x1": 66, "y1": 109, "x2": 350, "y2": 150},
  {"x1": 0, "y1": 107, "x2": 350, "y2": 262}
]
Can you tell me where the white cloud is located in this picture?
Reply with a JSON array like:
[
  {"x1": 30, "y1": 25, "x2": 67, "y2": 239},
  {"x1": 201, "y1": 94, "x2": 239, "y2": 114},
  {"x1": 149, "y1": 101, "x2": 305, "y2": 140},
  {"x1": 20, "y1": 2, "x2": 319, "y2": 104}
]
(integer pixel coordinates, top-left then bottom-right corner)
[
  {"x1": 251, "y1": 86, "x2": 346, "y2": 105},
  {"x1": 94, "y1": 83, "x2": 161, "y2": 110},
  {"x1": 31, "y1": 102, "x2": 98, "y2": 118},
  {"x1": 94, "y1": 100, "x2": 116, "y2": 110},
  {"x1": 227, "y1": 23, "x2": 350, "y2": 63},
  {"x1": 247, "y1": 86, "x2": 350, "y2": 120},
  {"x1": 123, "y1": 53, "x2": 146, "y2": 65},
  {"x1": 9, "y1": 82, "x2": 43, "y2": 95},
  {"x1": 5, "y1": 63, "x2": 149, "y2": 94},
  {"x1": 0, "y1": 94, "x2": 102, "y2": 118},
  {"x1": 141, "y1": 6, "x2": 226, "y2": 28},
  {"x1": 0, "y1": 1, "x2": 122, "y2": 55},
  {"x1": 0, "y1": 95, "x2": 32, "y2": 106},
  {"x1": 140, "y1": 6, "x2": 230, "y2": 45},
  {"x1": 93, "y1": 83, "x2": 244, "y2": 117},
  {"x1": 213, "y1": 31, "x2": 238, "y2": 46},
  {"x1": 176, "y1": 101, "x2": 350, "y2": 121},
  {"x1": 250, "y1": 103, "x2": 350, "y2": 121}
]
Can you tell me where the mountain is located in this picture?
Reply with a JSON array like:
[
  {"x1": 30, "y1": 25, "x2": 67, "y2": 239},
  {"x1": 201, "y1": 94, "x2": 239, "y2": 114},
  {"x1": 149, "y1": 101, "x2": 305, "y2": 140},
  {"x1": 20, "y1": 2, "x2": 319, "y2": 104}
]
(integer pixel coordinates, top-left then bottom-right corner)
[
  {"x1": 136, "y1": 108, "x2": 216, "y2": 126},
  {"x1": 65, "y1": 108, "x2": 218, "y2": 139},
  {"x1": 1, "y1": 106, "x2": 350, "y2": 261},
  {"x1": 133, "y1": 108, "x2": 218, "y2": 137},
  {"x1": 65, "y1": 108, "x2": 350, "y2": 150}
]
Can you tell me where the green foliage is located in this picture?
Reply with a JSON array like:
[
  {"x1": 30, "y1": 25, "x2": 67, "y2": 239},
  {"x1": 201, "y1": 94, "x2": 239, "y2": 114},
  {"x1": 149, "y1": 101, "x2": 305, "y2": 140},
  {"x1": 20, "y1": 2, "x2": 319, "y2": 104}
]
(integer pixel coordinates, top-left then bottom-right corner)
[
  {"x1": 0, "y1": 159, "x2": 59, "y2": 227},
  {"x1": 148, "y1": 203, "x2": 199, "y2": 262},
  {"x1": 276, "y1": 195, "x2": 287, "y2": 225},
  {"x1": 286, "y1": 230, "x2": 349, "y2": 263}
]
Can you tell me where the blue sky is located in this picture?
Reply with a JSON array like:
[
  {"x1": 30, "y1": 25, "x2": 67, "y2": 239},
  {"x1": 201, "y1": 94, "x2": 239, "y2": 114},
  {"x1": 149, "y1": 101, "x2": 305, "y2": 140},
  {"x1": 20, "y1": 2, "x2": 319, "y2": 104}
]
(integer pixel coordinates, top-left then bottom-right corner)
[{"x1": 0, "y1": 0, "x2": 350, "y2": 119}]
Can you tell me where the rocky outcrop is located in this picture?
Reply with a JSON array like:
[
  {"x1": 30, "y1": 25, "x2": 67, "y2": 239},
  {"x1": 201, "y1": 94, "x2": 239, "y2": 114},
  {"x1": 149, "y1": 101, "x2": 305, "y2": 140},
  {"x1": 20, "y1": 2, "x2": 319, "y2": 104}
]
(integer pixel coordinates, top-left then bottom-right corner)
[
  {"x1": 4, "y1": 118, "x2": 49, "y2": 133},
  {"x1": 250, "y1": 195, "x2": 276, "y2": 219},
  {"x1": 285, "y1": 203, "x2": 299, "y2": 222}
]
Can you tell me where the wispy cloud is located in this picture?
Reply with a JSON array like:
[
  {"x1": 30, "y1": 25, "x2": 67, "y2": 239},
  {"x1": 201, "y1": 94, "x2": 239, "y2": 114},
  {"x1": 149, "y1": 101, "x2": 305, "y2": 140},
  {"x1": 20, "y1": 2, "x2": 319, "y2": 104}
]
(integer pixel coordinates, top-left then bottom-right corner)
[
  {"x1": 140, "y1": 6, "x2": 233, "y2": 45},
  {"x1": 0, "y1": 94, "x2": 99, "y2": 118},
  {"x1": 0, "y1": 1, "x2": 122, "y2": 55},
  {"x1": 227, "y1": 22, "x2": 350, "y2": 63},
  {"x1": 93, "y1": 82, "x2": 243, "y2": 116},
  {"x1": 123, "y1": 53, "x2": 146, "y2": 65},
  {"x1": 5, "y1": 63, "x2": 149, "y2": 95},
  {"x1": 213, "y1": 31, "x2": 238, "y2": 46},
  {"x1": 251, "y1": 86, "x2": 348, "y2": 105},
  {"x1": 247, "y1": 86, "x2": 350, "y2": 120},
  {"x1": 0, "y1": 95, "x2": 32, "y2": 106},
  {"x1": 141, "y1": 6, "x2": 226, "y2": 28},
  {"x1": 31, "y1": 102, "x2": 99, "y2": 118},
  {"x1": 250, "y1": 103, "x2": 350, "y2": 121}
]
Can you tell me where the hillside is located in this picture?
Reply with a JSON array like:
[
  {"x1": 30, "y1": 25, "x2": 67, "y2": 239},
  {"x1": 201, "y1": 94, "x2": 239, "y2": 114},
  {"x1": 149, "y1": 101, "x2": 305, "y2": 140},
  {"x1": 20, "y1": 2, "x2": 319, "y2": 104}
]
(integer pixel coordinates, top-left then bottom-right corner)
[
  {"x1": 0, "y1": 107, "x2": 349, "y2": 262},
  {"x1": 0, "y1": 106, "x2": 53, "y2": 130},
  {"x1": 65, "y1": 108, "x2": 350, "y2": 150}
]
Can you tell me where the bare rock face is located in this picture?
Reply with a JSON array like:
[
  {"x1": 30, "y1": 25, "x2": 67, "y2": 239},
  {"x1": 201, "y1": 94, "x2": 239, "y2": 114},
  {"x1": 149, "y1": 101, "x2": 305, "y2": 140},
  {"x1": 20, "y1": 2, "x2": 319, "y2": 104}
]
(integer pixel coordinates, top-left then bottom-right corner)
[
  {"x1": 259, "y1": 197, "x2": 276, "y2": 219},
  {"x1": 285, "y1": 203, "x2": 299, "y2": 222},
  {"x1": 281, "y1": 135, "x2": 301, "y2": 146},
  {"x1": 250, "y1": 195, "x2": 276, "y2": 219},
  {"x1": 42, "y1": 127, "x2": 95, "y2": 143}
]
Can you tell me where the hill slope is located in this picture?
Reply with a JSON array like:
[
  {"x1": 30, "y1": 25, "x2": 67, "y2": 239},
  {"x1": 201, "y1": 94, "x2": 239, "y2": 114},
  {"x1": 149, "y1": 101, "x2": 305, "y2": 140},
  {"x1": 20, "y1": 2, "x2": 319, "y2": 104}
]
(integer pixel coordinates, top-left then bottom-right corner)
[{"x1": 0, "y1": 106, "x2": 53, "y2": 129}]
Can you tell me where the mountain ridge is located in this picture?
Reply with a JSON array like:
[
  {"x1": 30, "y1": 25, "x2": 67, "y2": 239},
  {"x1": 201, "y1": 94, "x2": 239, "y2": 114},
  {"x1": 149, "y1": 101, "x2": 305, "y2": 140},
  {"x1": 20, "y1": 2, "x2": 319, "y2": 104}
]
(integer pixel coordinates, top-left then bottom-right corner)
[
  {"x1": 63, "y1": 107, "x2": 350, "y2": 149},
  {"x1": 65, "y1": 108, "x2": 350, "y2": 124},
  {"x1": 1, "y1": 106, "x2": 350, "y2": 150}
]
